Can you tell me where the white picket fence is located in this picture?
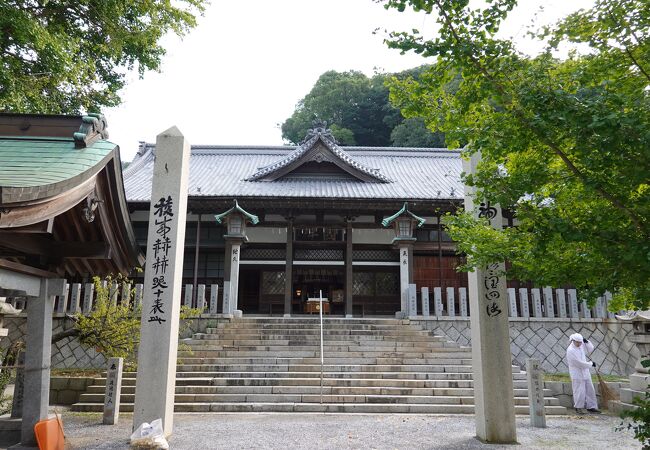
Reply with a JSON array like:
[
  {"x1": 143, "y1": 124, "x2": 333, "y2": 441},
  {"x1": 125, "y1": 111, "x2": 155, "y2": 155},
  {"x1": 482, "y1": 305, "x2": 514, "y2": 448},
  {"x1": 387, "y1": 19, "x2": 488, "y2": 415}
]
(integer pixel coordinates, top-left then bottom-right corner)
[
  {"x1": 8, "y1": 282, "x2": 616, "y2": 320},
  {"x1": 412, "y1": 285, "x2": 616, "y2": 319}
]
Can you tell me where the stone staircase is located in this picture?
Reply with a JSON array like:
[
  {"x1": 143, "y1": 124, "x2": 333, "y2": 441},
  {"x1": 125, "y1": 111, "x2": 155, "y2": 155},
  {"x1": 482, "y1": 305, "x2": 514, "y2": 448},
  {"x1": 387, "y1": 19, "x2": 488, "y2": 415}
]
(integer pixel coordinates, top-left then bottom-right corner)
[{"x1": 72, "y1": 317, "x2": 567, "y2": 414}]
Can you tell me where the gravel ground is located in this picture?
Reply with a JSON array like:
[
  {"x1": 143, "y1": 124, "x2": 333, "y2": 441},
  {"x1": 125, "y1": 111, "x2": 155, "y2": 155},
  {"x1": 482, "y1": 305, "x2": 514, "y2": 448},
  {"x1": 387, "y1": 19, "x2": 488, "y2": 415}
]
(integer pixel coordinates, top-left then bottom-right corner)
[{"x1": 53, "y1": 411, "x2": 640, "y2": 450}]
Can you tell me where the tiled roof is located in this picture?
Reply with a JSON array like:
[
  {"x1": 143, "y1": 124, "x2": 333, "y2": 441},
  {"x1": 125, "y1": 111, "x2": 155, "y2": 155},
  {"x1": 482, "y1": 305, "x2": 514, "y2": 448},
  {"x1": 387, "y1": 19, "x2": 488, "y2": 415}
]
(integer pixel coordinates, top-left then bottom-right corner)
[
  {"x1": 123, "y1": 144, "x2": 464, "y2": 202},
  {"x1": 246, "y1": 131, "x2": 391, "y2": 183}
]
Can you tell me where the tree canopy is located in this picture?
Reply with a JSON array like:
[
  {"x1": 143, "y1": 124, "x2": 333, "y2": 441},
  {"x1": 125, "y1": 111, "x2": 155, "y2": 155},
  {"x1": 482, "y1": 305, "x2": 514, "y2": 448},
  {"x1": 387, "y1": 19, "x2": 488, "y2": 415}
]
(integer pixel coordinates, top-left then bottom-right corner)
[
  {"x1": 0, "y1": 0, "x2": 207, "y2": 113},
  {"x1": 383, "y1": 0, "x2": 650, "y2": 308},
  {"x1": 281, "y1": 69, "x2": 444, "y2": 146}
]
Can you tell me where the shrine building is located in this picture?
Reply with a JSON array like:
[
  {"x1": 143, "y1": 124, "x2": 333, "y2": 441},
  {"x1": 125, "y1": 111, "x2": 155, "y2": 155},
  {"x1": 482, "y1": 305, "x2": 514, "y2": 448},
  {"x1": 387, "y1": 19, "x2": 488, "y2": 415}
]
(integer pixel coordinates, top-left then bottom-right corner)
[{"x1": 123, "y1": 124, "x2": 475, "y2": 317}]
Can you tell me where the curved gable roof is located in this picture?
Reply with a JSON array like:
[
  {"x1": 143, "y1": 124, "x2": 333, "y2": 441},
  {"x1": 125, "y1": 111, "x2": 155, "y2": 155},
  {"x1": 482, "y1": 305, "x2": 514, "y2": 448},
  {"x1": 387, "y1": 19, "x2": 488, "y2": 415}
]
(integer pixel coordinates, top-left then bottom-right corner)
[{"x1": 245, "y1": 126, "x2": 391, "y2": 183}]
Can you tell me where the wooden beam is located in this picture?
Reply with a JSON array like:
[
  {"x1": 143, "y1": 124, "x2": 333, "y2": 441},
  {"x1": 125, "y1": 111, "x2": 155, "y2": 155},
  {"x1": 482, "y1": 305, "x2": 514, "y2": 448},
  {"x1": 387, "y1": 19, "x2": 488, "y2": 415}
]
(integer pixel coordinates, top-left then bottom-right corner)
[
  {"x1": 0, "y1": 259, "x2": 58, "y2": 279},
  {"x1": 0, "y1": 232, "x2": 109, "y2": 258}
]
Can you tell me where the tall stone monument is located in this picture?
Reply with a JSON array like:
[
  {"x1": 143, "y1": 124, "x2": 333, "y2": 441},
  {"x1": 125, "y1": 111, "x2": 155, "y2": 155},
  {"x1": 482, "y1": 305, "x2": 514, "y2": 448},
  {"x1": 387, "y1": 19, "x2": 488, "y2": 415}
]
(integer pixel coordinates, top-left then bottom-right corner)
[
  {"x1": 133, "y1": 126, "x2": 190, "y2": 437},
  {"x1": 463, "y1": 152, "x2": 517, "y2": 443}
]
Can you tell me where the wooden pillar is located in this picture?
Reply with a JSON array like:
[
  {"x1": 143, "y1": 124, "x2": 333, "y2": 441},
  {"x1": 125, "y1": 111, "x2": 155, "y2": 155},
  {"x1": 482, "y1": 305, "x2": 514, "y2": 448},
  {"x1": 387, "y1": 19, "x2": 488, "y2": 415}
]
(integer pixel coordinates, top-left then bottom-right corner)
[
  {"x1": 284, "y1": 218, "x2": 293, "y2": 317},
  {"x1": 192, "y1": 214, "x2": 202, "y2": 306},
  {"x1": 345, "y1": 218, "x2": 353, "y2": 317}
]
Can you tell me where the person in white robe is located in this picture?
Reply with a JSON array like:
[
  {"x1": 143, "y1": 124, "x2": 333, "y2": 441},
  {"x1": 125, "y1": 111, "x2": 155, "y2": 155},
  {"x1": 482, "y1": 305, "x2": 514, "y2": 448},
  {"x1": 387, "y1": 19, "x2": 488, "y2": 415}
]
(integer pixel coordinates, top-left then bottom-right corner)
[{"x1": 566, "y1": 332, "x2": 600, "y2": 414}]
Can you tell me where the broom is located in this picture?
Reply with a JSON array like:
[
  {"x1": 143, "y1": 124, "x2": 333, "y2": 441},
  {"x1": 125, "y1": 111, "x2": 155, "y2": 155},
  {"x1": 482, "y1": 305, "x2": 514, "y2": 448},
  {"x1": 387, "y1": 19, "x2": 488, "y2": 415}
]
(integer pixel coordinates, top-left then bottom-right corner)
[{"x1": 594, "y1": 364, "x2": 619, "y2": 410}]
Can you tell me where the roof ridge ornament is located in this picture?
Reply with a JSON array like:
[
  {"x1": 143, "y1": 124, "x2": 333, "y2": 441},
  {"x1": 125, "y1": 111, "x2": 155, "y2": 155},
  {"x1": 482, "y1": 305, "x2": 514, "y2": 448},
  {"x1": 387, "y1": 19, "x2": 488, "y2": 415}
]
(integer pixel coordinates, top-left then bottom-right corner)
[
  {"x1": 73, "y1": 113, "x2": 109, "y2": 148},
  {"x1": 299, "y1": 120, "x2": 338, "y2": 145}
]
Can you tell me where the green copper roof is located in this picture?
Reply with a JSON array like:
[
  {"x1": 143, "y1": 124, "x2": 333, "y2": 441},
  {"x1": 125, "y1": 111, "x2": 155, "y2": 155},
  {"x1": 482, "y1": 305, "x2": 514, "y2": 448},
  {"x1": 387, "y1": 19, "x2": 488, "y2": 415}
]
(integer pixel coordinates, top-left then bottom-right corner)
[
  {"x1": 381, "y1": 202, "x2": 426, "y2": 228},
  {"x1": 214, "y1": 200, "x2": 259, "y2": 225},
  {"x1": 0, "y1": 136, "x2": 115, "y2": 188}
]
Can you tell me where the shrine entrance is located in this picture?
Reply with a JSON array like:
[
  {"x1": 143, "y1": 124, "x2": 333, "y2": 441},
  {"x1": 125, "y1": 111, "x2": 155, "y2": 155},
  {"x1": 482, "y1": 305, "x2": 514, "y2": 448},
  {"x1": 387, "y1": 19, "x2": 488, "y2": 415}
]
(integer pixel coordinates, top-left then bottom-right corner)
[{"x1": 292, "y1": 267, "x2": 345, "y2": 315}]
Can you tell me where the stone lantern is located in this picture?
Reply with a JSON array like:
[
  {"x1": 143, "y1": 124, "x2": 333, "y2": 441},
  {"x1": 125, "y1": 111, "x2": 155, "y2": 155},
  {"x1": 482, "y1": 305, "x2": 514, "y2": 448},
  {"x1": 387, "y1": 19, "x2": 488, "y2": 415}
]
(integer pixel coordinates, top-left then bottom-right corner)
[
  {"x1": 215, "y1": 200, "x2": 259, "y2": 317},
  {"x1": 382, "y1": 202, "x2": 425, "y2": 318},
  {"x1": 614, "y1": 311, "x2": 650, "y2": 410}
]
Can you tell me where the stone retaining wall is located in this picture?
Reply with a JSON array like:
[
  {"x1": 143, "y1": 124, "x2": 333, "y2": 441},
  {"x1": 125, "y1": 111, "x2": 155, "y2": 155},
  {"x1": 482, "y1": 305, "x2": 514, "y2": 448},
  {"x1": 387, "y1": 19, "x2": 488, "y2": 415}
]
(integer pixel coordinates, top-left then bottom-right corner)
[
  {"x1": 413, "y1": 317, "x2": 639, "y2": 376},
  {"x1": 1, "y1": 315, "x2": 640, "y2": 375},
  {"x1": 544, "y1": 380, "x2": 628, "y2": 409},
  {"x1": 49, "y1": 376, "x2": 95, "y2": 405}
]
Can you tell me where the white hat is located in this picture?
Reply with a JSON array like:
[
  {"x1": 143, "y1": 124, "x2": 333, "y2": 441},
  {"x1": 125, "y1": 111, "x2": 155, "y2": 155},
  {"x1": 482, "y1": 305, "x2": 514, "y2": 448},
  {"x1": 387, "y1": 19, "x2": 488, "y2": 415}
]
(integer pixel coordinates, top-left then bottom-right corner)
[{"x1": 570, "y1": 333, "x2": 584, "y2": 343}]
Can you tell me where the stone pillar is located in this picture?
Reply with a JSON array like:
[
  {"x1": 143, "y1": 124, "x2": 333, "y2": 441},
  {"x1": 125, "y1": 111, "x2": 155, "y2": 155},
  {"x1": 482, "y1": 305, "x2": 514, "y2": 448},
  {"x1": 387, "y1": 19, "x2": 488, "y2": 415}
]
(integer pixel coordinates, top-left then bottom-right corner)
[
  {"x1": 196, "y1": 284, "x2": 206, "y2": 311},
  {"x1": 70, "y1": 283, "x2": 82, "y2": 313},
  {"x1": 459, "y1": 287, "x2": 468, "y2": 318},
  {"x1": 121, "y1": 282, "x2": 132, "y2": 308},
  {"x1": 531, "y1": 288, "x2": 543, "y2": 318},
  {"x1": 556, "y1": 289, "x2": 567, "y2": 318},
  {"x1": 421, "y1": 287, "x2": 430, "y2": 317},
  {"x1": 55, "y1": 284, "x2": 68, "y2": 314},
  {"x1": 183, "y1": 284, "x2": 193, "y2": 308},
  {"x1": 345, "y1": 219, "x2": 353, "y2": 318},
  {"x1": 507, "y1": 288, "x2": 518, "y2": 317},
  {"x1": 133, "y1": 126, "x2": 190, "y2": 437},
  {"x1": 209, "y1": 284, "x2": 219, "y2": 314},
  {"x1": 446, "y1": 287, "x2": 456, "y2": 317},
  {"x1": 82, "y1": 282, "x2": 94, "y2": 313},
  {"x1": 463, "y1": 153, "x2": 517, "y2": 443},
  {"x1": 397, "y1": 243, "x2": 414, "y2": 319},
  {"x1": 21, "y1": 278, "x2": 66, "y2": 447},
  {"x1": 103, "y1": 357, "x2": 123, "y2": 425},
  {"x1": 567, "y1": 289, "x2": 579, "y2": 318},
  {"x1": 408, "y1": 284, "x2": 417, "y2": 317},
  {"x1": 518, "y1": 288, "x2": 530, "y2": 318},
  {"x1": 284, "y1": 219, "x2": 293, "y2": 317},
  {"x1": 542, "y1": 286, "x2": 555, "y2": 318},
  {"x1": 526, "y1": 358, "x2": 546, "y2": 428},
  {"x1": 222, "y1": 281, "x2": 231, "y2": 316},
  {"x1": 133, "y1": 284, "x2": 143, "y2": 310},
  {"x1": 10, "y1": 351, "x2": 25, "y2": 418},
  {"x1": 434, "y1": 287, "x2": 443, "y2": 317},
  {"x1": 227, "y1": 240, "x2": 243, "y2": 317}
]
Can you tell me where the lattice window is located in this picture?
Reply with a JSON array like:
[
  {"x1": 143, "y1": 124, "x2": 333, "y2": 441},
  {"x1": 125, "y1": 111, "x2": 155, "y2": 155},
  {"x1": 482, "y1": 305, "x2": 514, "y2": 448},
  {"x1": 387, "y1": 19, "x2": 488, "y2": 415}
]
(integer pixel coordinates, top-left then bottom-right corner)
[
  {"x1": 353, "y1": 272, "x2": 374, "y2": 296},
  {"x1": 352, "y1": 249, "x2": 398, "y2": 262},
  {"x1": 294, "y1": 248, "x2": 343, "y2": 261},
  {"x1": 241, "y1": 248, "x2": 286, "y2": 260},
  {"x1": 375, "y1": 272, "x2": 399, "y2": 295},
  {"x1": 262, "y1": 271, "x2": 285, "y2": 295}
]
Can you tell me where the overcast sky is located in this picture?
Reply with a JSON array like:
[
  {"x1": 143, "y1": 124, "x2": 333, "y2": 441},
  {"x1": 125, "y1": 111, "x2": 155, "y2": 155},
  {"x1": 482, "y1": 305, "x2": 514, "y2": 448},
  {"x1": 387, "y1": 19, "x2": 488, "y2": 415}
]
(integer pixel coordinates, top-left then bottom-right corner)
[{"x1": 106, "y1": 0, "x2": 593, "y2": 162}]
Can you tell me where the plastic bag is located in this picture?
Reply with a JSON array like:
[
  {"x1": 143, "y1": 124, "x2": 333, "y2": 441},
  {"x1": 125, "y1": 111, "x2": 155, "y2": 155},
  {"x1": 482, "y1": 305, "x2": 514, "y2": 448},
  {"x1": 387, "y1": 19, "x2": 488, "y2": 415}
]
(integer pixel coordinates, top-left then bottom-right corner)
[{"x1": 130, "y1": 418, "x2": 169, "y2": 449}]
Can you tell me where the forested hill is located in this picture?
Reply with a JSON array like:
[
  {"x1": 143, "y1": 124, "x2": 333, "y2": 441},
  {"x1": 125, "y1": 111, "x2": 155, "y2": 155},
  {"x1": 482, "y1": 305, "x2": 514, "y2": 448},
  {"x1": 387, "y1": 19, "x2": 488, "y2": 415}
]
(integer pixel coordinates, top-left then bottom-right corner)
[{"x1": 280, "y1": 68, "x2": 446, "y2": 147}]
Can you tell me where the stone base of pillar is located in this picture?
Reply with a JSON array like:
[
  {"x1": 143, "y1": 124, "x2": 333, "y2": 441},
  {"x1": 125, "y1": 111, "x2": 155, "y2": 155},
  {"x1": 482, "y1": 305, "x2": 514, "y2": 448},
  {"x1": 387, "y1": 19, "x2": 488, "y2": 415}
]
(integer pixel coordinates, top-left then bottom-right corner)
[
  {"x1": 283, "y1": 313, "x2": 291, "y2": 318},
  {"x1": 395, "y1": 311, "x2": 406, "y2": 319},
  {"x1": 345, "y1": 314, "x2": 353, "y2": 318},
  {"x1": 630, "y1": 373, "x2": 650, "y2": 391},
  {"x1": 233, "y1": 310, "x2": 243, "y2": 318}
]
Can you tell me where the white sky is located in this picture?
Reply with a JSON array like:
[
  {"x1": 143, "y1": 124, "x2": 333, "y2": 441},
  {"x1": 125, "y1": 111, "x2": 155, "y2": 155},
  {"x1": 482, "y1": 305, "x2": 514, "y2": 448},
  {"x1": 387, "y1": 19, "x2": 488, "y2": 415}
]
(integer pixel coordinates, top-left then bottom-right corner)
[{"x1": 106, "y1": 0, "x2": 593, "y2": 162}]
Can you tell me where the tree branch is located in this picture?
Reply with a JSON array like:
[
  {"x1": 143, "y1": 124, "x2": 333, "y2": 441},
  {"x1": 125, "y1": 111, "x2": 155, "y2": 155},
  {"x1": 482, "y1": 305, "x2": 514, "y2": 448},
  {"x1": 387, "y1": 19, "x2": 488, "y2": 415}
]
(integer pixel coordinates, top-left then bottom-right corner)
[{"x1": 432, "y1": 1, "x2": 647, "y2": 235}]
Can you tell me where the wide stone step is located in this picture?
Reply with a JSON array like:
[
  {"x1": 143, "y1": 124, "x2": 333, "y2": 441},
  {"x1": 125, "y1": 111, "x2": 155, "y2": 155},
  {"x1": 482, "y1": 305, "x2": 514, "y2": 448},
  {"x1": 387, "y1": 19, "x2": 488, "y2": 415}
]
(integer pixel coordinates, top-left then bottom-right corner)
[
  {"x1": 185, "y1": 343, "x2": 463, "y2": 352},
  {"x1": 194, "y1": 334, "x2": 446, "y2": 343},
  {"x1": 178, "y1": 350, "x2": 473, "y2": 359},
  {"x1": 174, "y1": 365, "x2": 477, "y2": 375},
  {"x1": 212, "y1": 324, "x2": 423, "y2": 331},
  {"x1": 85, "y1": 384, "x2": 553, "y2": 399},
  {"x1": 174, "y1": 359, "x2": 475, "y2": 368},
  {"x1": 77, "y1": 391, "x2": 559, "y2": 406},
  {"x1": 201, "y1": 328, "x2": 435, "y2": 337},
  {"x1": 71, "y1": 402, "x2": 567, "y2": 415}
]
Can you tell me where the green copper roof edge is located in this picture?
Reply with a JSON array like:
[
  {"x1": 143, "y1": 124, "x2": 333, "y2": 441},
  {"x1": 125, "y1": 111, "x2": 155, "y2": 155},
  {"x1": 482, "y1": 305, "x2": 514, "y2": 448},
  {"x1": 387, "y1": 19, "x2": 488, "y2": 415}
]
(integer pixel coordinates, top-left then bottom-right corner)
[
  {"x1": 0, "y1": 136, "x2": 73, "y2": 142},
  {"x1": 214, "y1": 200, "x2": 259, "y2": 225},
  {"x1": 381, "y1": 202, "x2": 426, "y2": 228}
]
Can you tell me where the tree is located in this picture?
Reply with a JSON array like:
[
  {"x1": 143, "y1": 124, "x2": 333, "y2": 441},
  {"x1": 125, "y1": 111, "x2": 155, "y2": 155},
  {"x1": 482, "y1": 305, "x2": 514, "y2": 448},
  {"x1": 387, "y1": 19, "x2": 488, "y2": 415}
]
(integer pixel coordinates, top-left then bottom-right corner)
[
  {"x1": 281, "y1": 68, "x2": 442, "y2": 146},
  {"x1": 0, "y1": 0, "x2": 207, "y2": 113},
  {"x1": 391, "y1": 117, "x2": 445, "y2": 147},
  {"x1": 382, "y1": 0, "x2": 650, "y2": 308}
]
